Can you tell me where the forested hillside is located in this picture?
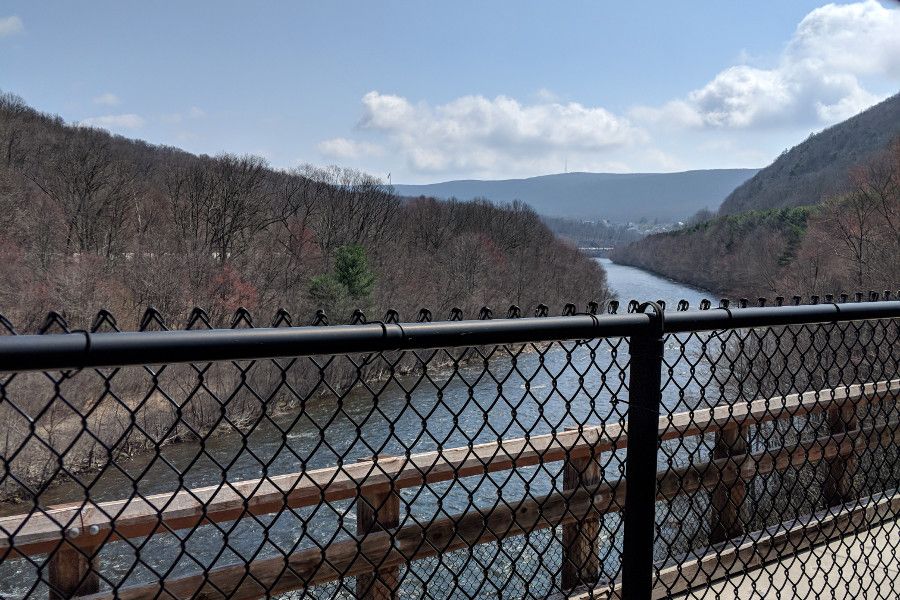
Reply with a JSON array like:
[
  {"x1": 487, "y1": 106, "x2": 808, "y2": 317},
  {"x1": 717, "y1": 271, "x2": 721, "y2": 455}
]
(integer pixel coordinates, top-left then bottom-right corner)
[
  {"x1": 0, "y1": 92, "x2": 608, "y2": 330},
  {"x1": 614, "y1": 138, "x2": 900, "y2": 298},
  {"x1": 720, "y1": 93, "x2": 900, "y2": 215}
]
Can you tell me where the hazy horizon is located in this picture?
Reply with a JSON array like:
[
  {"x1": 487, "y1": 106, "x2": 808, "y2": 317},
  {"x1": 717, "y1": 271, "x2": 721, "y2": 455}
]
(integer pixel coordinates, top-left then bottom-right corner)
[{"x1": 392, "y1": 167, "x2": 761, "y2": 186}]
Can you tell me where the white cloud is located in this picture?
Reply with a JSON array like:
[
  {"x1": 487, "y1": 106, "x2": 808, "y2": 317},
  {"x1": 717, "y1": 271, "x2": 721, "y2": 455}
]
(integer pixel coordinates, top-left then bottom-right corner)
[
  {"x1": 78, "y1": 114, "x2": 145, "y2": 130},
  {"x1": 642, "y1": 148, "x2": 686, "y2": 172},
  {"x1": 162, "y1": 106, "x2": 206, "y2": 124},
  {"x1": 350, "y1": 91, "x2": 641, "y2": 174},
  {"x1": 0, "y1": 16, "x2": 23, "y2": 37},
  {"x1": 314, "y1": 1, "x2": 899, "y2": 179},
  {"x1": 787, "y1": 0, "x2": 900, "y2": 79},
  {"x1": 533, "y1": 88, "x2": 560, "y2": 103},
  {"x1": 175, "y1": 131, "x2": 200, "y2": 143},
  {"x1": 632, "y1": 0, "x2": 900, "y2": 130},
  {"x1": 318, "y1": 137, "x2": 384, "y2": 160},
  {"x1": 92, "y1": 93, "x2": 120, "y2": 107}
]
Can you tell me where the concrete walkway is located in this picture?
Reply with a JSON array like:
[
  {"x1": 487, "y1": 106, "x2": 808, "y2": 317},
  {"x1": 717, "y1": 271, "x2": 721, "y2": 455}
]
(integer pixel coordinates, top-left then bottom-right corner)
[{"x1": 685, "y1": 519, "x2": 900, "y2": 599}]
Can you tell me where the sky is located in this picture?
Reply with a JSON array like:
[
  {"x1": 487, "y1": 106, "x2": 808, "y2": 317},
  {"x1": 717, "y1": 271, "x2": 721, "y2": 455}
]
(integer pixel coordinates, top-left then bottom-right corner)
[{"x1": 1, "y1": 1, "x2": 899, "y2": 183}]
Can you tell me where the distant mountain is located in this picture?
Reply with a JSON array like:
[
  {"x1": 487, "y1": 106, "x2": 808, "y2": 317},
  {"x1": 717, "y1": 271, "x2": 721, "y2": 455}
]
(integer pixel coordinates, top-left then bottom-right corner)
[
  {"x1": 394, "y1": 169, "x2": 759, "y2": 223},
  {"x1": 720, "y1": 92, "x2": 900, "y2": 215}
]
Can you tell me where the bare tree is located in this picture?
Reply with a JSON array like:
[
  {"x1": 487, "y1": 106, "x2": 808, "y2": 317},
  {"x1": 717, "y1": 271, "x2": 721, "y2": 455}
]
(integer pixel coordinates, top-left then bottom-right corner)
[
  {"x1": 299, "y1": 165, "x2": 400, "y2": 264},
  {"x1": 207, "y1": 154, "x2": 270, "y2": 262},
  {"x1": 27, "y1": 129, "x2": 135, "y2": 256}
]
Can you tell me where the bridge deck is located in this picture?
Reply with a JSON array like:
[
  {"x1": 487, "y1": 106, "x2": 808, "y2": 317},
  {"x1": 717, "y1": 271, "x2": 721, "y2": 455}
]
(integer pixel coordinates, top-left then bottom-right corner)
[{"x1": 692, "y1": 519, "x2": 900, "y2": 599}]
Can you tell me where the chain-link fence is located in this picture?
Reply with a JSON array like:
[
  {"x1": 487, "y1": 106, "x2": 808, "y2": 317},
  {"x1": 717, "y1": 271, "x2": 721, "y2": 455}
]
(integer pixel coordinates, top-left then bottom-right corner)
[{"x1": 0, "y1": 297, "x2": 898, "y2": 599}]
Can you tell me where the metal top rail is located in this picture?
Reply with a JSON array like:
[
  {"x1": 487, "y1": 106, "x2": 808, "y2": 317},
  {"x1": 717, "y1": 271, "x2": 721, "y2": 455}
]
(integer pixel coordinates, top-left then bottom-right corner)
[{"x1": 1, "y1": 301, "x2": 899, "y2": 373}]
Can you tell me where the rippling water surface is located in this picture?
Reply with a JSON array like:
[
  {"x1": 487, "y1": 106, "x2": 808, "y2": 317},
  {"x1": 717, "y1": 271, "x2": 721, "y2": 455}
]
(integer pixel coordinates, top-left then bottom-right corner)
[{"x1": 1, "y1": 260, "x2": 716, "y2": 598}]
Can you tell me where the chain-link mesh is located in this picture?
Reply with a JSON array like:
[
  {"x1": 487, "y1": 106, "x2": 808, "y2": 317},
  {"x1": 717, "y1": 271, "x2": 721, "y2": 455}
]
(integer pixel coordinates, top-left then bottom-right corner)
[
  {"x1": 654, "y1": 315, "x2": 900, "y2": 599},
  {"x1": 0, "y1": 296, "x2": 898, "y2": 599}
]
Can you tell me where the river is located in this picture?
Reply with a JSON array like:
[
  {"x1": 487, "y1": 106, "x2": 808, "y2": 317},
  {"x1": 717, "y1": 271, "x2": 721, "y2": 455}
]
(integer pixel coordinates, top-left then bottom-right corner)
[
  {"x1": 599, "y1": 258, "x2": 709, "y2": 308},
  {"x1": 1, "y1": 261, "x2": 715, "y2": 598}
]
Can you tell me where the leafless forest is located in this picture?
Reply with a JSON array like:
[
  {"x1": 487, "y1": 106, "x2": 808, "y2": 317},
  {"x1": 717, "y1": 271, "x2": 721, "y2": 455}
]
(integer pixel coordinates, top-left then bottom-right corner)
[
  {"x1": 0, "y1": 91, "x2": 615, "y2": 501},
  {"x1": 0, "y1": 91, "x2": 609, "y2": 333}
]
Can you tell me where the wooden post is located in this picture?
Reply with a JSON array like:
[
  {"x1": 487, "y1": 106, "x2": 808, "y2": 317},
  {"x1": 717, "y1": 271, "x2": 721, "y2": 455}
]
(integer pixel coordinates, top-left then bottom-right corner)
[
  {"x1": 356, "y1": 457, "x2": 400, "y2": 600},
  {"x1": 824, "y1": 399, "x2": 858, "y2": 507},
  {"x1": 48, "y1": 541, "x2": 100, "y2": 600},
  {"x1": 709, "y1": 423, "x2": 747, "y2": 544},
  {"x1": 561, "y1": 428, "x2": 602, "y2": 591}
]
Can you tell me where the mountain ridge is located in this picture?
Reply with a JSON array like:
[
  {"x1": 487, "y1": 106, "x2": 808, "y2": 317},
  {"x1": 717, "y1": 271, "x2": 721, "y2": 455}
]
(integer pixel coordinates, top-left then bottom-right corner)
[
  {"x1": 394, "y1": 168, "x2": 759, "y2": 223},
  {"x1": 720, "y1": 92, "x2": 900, "y2": 214},
  {"x1": 613, "y1": 93, "x2": 900, "y2": 299}
]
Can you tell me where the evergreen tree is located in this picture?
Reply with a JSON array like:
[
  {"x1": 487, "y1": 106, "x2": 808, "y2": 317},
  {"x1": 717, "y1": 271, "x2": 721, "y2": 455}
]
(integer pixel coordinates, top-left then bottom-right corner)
[
  {"x1": 308, "y1": 244, "x2": 375, "y2": 320},
  {"x1": 333, "y1": 245, "x2": 375, "y2": 300}
]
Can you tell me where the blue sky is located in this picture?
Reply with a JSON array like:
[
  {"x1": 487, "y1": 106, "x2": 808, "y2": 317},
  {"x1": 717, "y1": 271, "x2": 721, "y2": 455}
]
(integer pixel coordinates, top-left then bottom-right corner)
[{"x1": 1, "y1": 1, "x2": 899, "y2": 182}]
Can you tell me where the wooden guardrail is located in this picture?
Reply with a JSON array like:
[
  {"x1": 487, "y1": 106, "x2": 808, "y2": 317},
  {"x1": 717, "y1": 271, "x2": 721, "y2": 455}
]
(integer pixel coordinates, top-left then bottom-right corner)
[{"x1": 1, "y1": 380, "x2": 897, "y2": 599}]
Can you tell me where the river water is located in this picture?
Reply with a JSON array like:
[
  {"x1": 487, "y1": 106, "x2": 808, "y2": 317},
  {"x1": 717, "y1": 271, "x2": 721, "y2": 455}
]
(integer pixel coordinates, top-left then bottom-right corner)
[
  {"x1": 599, "y1": 258, "x2": 709, "y2": 309},
  {"x1": 1, "y1": 260, "x2": 716, "y2": 598}
]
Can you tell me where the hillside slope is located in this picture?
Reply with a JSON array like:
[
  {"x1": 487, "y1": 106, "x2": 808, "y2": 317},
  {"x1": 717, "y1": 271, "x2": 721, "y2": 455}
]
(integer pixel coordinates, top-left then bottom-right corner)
[
  {"x1": 720, "y1": 93, "x2": 900, "y2": 214},
  {"x1": 0, "y1": 91, "x2": 609, "y2": 329},
  {"x1": 395, "y1": 169, "x2": 759, "y2": 223},
  {"x1": 614, "y1": 138, "x2": 900, "y2": 299}
]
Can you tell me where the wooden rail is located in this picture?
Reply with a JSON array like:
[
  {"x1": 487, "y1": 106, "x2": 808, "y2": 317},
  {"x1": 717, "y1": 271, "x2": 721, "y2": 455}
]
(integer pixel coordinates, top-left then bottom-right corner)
[
  {"x1": 3, "y1": 380, "x2": 894, "y2": 557},
  {"x1": 0, "y1": 380, "x2": 897, "y2": 598},
  {"x1": 78, "y1": 415, "x2": 900, "y2": 600}
]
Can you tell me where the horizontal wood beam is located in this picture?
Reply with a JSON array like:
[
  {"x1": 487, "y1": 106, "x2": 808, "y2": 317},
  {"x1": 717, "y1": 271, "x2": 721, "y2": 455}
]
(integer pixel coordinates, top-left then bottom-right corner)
[
  {"x1": 2, "y1": 379, "x2": 895, "y2": 558},
  {"x1": 77, "y1": 416, "x2": 900, "y2": 600}
]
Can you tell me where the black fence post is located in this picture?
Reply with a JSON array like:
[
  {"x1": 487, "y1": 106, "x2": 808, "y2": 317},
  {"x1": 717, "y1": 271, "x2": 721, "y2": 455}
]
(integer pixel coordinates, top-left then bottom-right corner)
[{"x1": 622, "y1": 303, "x2": 665, "y2": 600}]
